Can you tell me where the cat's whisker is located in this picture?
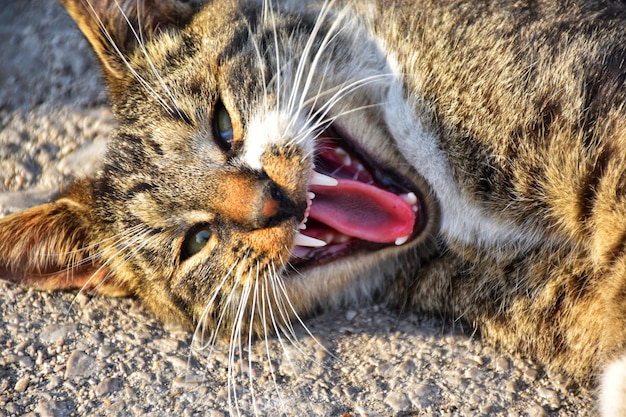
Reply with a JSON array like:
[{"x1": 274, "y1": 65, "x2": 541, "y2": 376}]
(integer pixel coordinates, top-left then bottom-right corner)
[
  {"x1": 228, "y1": 269, "x2": 255, "y2": 416},
  {"x1": 298, "y1": 74, "x2": 394, "y2": 139},
  {"x1": 259, "y1": 274, "x2": 288, "y2": 413},
  {"x1": 264, "y1": 272, "x2": 305, "y2": 399},
  {"x1": 65, "y1": 226, "x2": 155, "y2": 315},
  {"x1": 74, "y1": 225, "x2": 151, "y2": 283},
  {"x1": 302, "y1": 73, "x2": 393, "y2": 114},
  {"x1": 43, "y1": 223, "x2": 145, "y2": 272},
  {"x1": 246, "y1": 20, "x2": 270, "y2": 118},
  {"x1": 116, "y1": 1, "x2": 186, "y2": 120},
  {"x1": 245, "y1": 265, "x2": 257, "y2": 412},
  {"x1": 263, "y1": 0, "x2": 283, "y2": 114},
  {"x1": 288, "y1": 1, "x2": 363, "y2": 140},
  {"x1": 273, "y1": 254, "x2": 337, "y2": 361},
  {"x1": 265, "y1": 264, "x2": 315, "y2": 361},
  {"x1": 246, "y1": 262, "x2": 266, "y2": 415},
  {"x1": 294, "y1": 101, "x2": 386, "y2": 152},
  {"x1": 286, "y1": 0, "x2": 339, "y2": 124},
  {"x1": 299, "y1": 103, "x2": 387, "y2": 151},
  {"x1": 191, "y1": 262, "x2": 238, "y2": 351},
  {"x1": 268, "y1": 277, "x2": 300, "y2": 347},
  {"x1": 303, "y1": 58, "x2": 336, "y2": 128},
  {"x1": 83, "y1": 1, "x2": 174, "y2": 114}
]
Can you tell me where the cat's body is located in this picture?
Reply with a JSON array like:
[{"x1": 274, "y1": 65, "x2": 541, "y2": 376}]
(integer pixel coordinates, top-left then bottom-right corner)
[{"x1": 2, "y1": 0, "x2": 626, "y2": 414}]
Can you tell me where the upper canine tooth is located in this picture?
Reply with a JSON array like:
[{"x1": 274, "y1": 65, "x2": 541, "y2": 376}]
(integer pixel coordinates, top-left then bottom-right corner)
[
  {"x1": 310, "y1": 171, "x2": 338, "y2": 187},
  {"x1": 294, "y1": 232, "x2": 327, "y2": 247}
]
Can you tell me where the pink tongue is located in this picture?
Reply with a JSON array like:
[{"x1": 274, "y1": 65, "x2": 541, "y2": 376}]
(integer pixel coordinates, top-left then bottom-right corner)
[{"x1": 309, "y1": 179, "x2": 416, "y2": 243}]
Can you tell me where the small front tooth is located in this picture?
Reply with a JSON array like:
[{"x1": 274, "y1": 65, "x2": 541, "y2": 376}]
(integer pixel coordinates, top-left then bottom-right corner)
[
  {"x1": 334, "y1": 148, "x2": 353, "y2": 166},
  {"x1": 401, "y1": 192, "x2": 418, "y2": 206},
  {"x1": 307, "y1": 192, "x2": 316, "y2": 200},
  {"x1": 298, "y1": 222, "x2": 307, "y2": 230},
  {"x1": 395, "y1": 235, "x2": 410, "y2": 246},
  {"x1": 294, "y1": 232, "x2": 327, "y2": 247},
  {"x1": 310, "y1": 171, "x2": 338, "y2": 187},
  {"x1": 336, "y1": 234, "x2": 351, "y2": 243}
]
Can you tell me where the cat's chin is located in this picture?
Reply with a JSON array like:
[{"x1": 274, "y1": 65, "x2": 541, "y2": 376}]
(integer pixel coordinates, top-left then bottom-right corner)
[{"x1": 288, "y1": 125, "x2": 429, "y2": 271}]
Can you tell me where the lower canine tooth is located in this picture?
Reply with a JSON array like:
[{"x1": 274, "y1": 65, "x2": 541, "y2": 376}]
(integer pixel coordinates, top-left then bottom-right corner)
[
  {"x1": 294, "y1": 232, "x2": 327, "y2": 247},
  {"x1": 401, "y1": 192, "x2": 418, "y2": 206},
  {"x1": 395, "y1": 235, "x2": 410, "y2": 246}
]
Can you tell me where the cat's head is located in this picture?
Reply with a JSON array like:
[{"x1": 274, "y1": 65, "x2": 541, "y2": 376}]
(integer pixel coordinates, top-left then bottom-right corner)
[{"x1": 0, "y1": 0, "x2": 437, "y2": 335}]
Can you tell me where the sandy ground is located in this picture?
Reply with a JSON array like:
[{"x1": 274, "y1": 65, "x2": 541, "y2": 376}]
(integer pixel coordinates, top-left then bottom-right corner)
[{"x1": 0, "y1": 1, "x2": 595, "y2": 416}]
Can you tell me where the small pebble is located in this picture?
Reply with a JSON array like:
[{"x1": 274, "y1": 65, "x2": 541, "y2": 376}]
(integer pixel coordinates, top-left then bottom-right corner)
[
  {"x1": 39, "y1": 324, "x2": 78, "y2": 344},
  {"x1": 527, "y1": 403, "x2": 549, "y2": 417},
  {"x1": 14, "y1": 376, "x2": 30, "y2": 392},
  {"x1": 65, "y1": 350, "x2": 96, "y2": 378},
  {"x1": 96, "y1": 377, "x2": 123, "y2": 397},
  {"x1": 384, "y1": 391, "x2": 411, "y2": 411},
  {"x1": 494, "y1": 356, "x2": 510, "y2": 372},
  {"x1": 34, "y1": 400, "x2": 68, "y2": 417}
]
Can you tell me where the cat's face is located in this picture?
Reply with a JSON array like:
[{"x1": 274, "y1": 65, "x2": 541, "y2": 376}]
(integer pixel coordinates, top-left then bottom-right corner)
[{"x1": 1, "y1": 0, "x2": 436, "y2": 336}]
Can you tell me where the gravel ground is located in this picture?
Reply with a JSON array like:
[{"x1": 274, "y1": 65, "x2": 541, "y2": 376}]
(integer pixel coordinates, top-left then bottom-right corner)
[{"x1": 0, "y1": 1, "x2": 595, "y2": 416}]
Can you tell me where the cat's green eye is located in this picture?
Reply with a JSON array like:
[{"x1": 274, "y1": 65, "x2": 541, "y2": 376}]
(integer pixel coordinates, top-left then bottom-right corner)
[
  {"x1": 181, "y1": 226, "x2": 213, "y2": 261},
  {"x1": 214, "y1": 101, "x2": 234, "y2": 150}
]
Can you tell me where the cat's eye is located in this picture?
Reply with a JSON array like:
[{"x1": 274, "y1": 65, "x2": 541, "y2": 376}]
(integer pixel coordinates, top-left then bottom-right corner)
[
  {"x1": 213, "y1": 100, "x2": 234, "y2": 150},
  {"x1": 181, "y1": 225, "x2": 213, "y2": 261}
]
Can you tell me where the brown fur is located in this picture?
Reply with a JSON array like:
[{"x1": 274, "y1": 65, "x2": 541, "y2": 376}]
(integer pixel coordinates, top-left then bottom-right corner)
[{"x1": 2, "y1": 0, "x2": 626, "y2": 394}]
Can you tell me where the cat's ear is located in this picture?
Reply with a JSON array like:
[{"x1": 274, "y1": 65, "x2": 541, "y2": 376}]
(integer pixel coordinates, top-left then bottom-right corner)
[
  {"x1": 59, "y1": 0, "x2": 200, "y2": 83},
  {"x1": 0, "y1": 180, "x2": 129, "y2": 297}
]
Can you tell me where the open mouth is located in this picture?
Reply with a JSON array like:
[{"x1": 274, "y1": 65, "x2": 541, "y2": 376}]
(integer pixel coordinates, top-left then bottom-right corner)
[{"x1": 290, "y1": 125, "x2": 426, "y2": 268}]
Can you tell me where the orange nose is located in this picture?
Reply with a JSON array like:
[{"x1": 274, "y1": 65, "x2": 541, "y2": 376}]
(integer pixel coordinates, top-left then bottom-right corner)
[
  {"x1": 260, "y1": 196, "x2": 280, "y2": 220},
  {"x1": 212, "y1": 174, "x2": 304, "y2": 230}
]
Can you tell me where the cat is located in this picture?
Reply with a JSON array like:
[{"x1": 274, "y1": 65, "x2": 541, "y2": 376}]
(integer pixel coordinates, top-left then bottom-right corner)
[{"x1": 2, "y1": 0, "x2": 626, "y2": 414}]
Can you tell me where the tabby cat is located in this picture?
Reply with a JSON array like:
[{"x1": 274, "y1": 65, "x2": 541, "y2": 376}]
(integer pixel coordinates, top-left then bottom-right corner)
[{"x1": 2, "y1": 0, "x2": 626, "y2": 414}]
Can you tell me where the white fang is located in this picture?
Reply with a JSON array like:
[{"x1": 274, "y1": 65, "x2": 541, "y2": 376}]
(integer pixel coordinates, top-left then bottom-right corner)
[
  {"x1": 310, "y1": 171, "x2": 339, "y2": 187},
  {"x1": 294, "y1": 232, "x2": 327, "y2": 247}
]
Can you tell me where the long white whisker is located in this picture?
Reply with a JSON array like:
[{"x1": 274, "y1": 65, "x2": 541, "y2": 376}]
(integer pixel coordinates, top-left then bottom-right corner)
[
  {"x1": 273, "y1": 256, "x2": 337, "y2": 361},
  {"x1": 113, "y1": 0, "x2": 185, "y2": 117},
  {"x1": 246, "y1": 18, "x2": 270, "y2": 117},
  {"x1": 289, "y1": 0, "x2": 352, "y2": 136},
  {"x1": 287, "y1": 0, "x2": 336, "y2": 121},
  {"x1": 68, "y1": 226, "x2": 154, "y2": 311},
  {"x1": 84, "y1": 1, "x2": 174, "y2": 114},
  {"x1": 268, "y1": 0, "x2": 282, "y2": 114},
  {"x1": 230, "y1": 269, "x2": 255, "y2": 416},
  {"x1": 294, "y1": 74, "x2": 394, "y2": 146},
  {"x1": 259, "y1": 272, "x2": 287, "y2": 414},
  {"x1": 191, "y1": 262, "x2": 238, "y2": 354},
  {"x1": 266, "y1": 263, "x2": 306, "y2": 353}
]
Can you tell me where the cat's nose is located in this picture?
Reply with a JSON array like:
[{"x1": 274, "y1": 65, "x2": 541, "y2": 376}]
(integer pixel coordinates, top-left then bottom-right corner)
[
  {"x1": 211, "y1": 173, "x2": 306, "y2": 230},
  {"x1": 251, "y1": 181, "x2": 305, "y2": 229}
]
